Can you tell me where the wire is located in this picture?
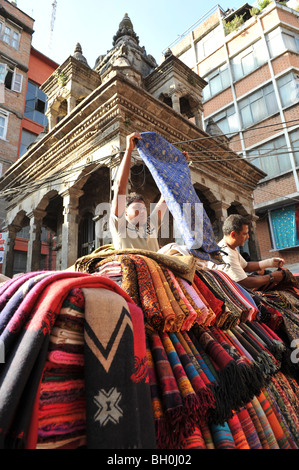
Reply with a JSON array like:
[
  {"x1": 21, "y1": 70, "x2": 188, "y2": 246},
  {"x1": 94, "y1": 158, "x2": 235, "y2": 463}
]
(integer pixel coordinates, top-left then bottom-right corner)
[
  {"x1": 192, "y1": 163, "x2": 299, "y2": 204},
  {"x1": 0, "y1": 152, "x2": 119, "y2": 198},
  {"x1": 1, "y1": 119, "x2": 299, "y2": 201},
  {"x1": 170, "y1": 118, "x2": 299, "y2": 148}
]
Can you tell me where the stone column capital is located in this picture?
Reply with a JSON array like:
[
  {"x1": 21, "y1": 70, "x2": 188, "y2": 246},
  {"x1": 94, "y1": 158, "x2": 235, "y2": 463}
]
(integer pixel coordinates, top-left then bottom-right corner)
[
  {"x1": 209, "y1": 201, "x2": 231, "y2": 213},
  {"x1": 27, "y1": 209, "x2": 47, "y2": 221},
  {"x1": 61, "y1": 187, "x2": 84, "y2": 199}
]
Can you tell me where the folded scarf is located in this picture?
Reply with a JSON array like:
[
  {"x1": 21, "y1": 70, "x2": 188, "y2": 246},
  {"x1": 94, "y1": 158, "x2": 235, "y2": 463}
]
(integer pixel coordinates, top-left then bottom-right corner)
[{"x1": 75, "y1": 247, "x2": 196, "y2": 284}]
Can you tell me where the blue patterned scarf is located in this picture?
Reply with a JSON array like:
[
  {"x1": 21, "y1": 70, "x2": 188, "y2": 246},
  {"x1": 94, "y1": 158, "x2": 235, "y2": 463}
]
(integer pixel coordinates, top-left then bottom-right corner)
[{"x1": 136, "y1": 132, "x2": 220, "y2": 261}]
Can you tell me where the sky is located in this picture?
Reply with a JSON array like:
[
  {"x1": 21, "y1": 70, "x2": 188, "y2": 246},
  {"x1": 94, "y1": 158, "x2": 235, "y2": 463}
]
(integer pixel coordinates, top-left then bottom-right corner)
[{"x1": 16, "y1": 0, "x2": 246, "y2": 68}]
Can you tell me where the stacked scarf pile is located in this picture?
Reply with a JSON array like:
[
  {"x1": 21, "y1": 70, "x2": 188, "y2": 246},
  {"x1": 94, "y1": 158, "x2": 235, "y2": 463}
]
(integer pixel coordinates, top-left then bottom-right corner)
[
  {"x1": 1, "y1": 245, "x2": 298, "y2": 449},
  {"x1": 75, "y1": 250, "x2": 299, "y2": 449},
  {"x1": 146, "y1": 321, "x2": 299, "y2": 449},
  {"x1": 84, "y1": 254, "x2": 259, "y2": 333},
  {"x1": 0, "y1": 271, "x2": 156, "y2": 449},
  {"x1": 37, "y1": 287, "x2": 86, "y2": 449}
]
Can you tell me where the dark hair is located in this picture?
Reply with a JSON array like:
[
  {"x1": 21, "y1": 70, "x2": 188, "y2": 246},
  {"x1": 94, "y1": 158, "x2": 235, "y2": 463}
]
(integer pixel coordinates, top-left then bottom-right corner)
[
  {"x1": 126, "y1": 193, "x2": 146, "y2": 208},
  {"x1": 223, "y1": 214, "x2": 250, "y2": 236}
]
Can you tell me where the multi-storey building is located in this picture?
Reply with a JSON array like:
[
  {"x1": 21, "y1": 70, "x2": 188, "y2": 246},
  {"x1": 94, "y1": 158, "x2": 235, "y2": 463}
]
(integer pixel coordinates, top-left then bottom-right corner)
[
  {"x1": 172, "y1": 1, "x2": 299, "y2": 267},
  {"x1": 0, "y1": 1, "x2": 58, "y2": 274},
  {"x1": 0, "y1": 0, "x2": 33, "y2": 173}
]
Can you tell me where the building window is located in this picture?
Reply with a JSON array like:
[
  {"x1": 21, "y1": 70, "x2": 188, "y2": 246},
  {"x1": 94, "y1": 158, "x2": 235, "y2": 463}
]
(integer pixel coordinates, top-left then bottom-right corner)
[
  {"x1": 239, "y1": 83, "x2": 278, "y2": 128},
  {"x1": 0, "y1": 62, "x2": 23, "y2": 92},
  {"x1": 277, "y1": 72, "x2": 299, "y2": 108},
  {"x1": 231, "y1": 39, "x2": 267, "y2": 81},
  {"x1": 196, "y1": 25, "x2": 223, "y2": 61},
  {"x1": 207, "y1": 104, "x2": 239, "y2": 135},
  {"x1": 1, "y1": 23, "x2": 20, "y2": 49},
  {"x1": 270, "y1": 205, "x2": 299, "y2": 250},
  {"x1": 290, "y1": 128, "x2": 299, "y2": 167},
  {"x1": 266, "y1": 27, "x2": 299, "y2": 58},
  {"x1": 248, "y1": 134, "x2": 292, "y2": 178},
  {"x1": 0, "y1": 109, "x2": 9, "y2": 140},
  {"x1": 203, "y1": 64, "x2": 230, "y2": 101},
  {"x1": 24, "y1": 81, "x2": 48, "y2": 126},
  {"x1": 19, "y1": 129, "x2": 38, "y2": 157}
]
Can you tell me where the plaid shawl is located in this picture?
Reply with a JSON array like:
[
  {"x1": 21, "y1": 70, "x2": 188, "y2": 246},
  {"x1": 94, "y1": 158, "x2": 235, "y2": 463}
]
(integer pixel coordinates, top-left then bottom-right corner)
[{"x1": 136, "y1": 132, "x2": 220, "y2": 261}]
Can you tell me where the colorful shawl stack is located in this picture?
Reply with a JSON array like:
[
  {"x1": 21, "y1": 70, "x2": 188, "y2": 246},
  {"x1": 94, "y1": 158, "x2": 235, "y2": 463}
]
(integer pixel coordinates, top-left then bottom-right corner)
[
  {"x1": 37, "y1": 287, "x2": 86, "y2": 449},
  {"x1": 145, "y1": 317, "x2": 299, "y2": 449},
  {"x1": 0, "y1": 271, "x2": 156, "y2": 449},
  {"x1": 136, "y1": 132, "x2": 220, "y2": 262}
]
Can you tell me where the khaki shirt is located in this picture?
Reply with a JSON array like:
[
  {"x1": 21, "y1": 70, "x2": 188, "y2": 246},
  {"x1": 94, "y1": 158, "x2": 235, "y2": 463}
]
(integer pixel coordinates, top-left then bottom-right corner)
[{"x1": 109, "y1": 209, "x2": 160, "y2": 252}]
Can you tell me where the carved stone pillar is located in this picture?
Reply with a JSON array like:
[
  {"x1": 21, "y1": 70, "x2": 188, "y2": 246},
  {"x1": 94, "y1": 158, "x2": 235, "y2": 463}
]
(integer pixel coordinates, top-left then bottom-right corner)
[
  {"x1": 61, "y1": 188, "x2": 83, "y2": 270},
  {"x1": 2, "y1": 224, "x2": 21, "y2": 278},
  {"x1": 191, "y1": 106, "x2": 203, "y2": 129},
  {"x1": 67, "y1": 95, "x2": 77, "y2": 114},
  {"x1": 209, "y1": 201, "x2": 230, "y2": 241},
  {"x1": 171, "y1": 92, "x2": 181, "y2": 113},
  {"x1": 26, "y1": 209, "x2": 46, "y2": 272}
]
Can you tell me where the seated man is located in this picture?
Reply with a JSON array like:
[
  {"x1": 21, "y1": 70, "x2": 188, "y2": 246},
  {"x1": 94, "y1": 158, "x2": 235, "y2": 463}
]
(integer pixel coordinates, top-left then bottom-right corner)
[
  {"x1": 212, "y1": 214, "x2": 285, "y2": 289},
  {"x1": 110, "y1": 132, "x2": 167, "y2": 251}
]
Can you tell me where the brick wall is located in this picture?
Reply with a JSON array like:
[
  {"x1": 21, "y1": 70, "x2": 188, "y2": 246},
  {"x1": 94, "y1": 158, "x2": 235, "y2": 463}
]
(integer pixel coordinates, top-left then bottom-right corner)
[
  {"x1": 234, "y1": 65, "x2": 271, "y2": 99},
  {"x1": 243, "y1": 114, "x2": 282, "y2": 148},
  {"x1": 203, "y1": 87, "x2": 234, "y2": 116},
  {"x1": 226, "y1": 19, "x2": 261, "y2": 57},
  {"x1": 254, "y1": 172, "x2": 298, "y2": 206},
  {"x1": 272, "y1": 52, "x2": 299, "y2": 75}
]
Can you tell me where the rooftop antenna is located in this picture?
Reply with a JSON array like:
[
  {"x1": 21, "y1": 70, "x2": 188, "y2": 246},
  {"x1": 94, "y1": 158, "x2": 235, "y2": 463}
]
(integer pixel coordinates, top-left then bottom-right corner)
[{"x1": 48, "y1": 0, "x2": 57, "y2": 54}]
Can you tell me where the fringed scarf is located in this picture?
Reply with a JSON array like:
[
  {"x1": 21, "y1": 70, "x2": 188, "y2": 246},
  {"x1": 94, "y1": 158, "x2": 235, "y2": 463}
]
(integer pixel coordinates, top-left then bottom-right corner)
[
  {"x1": 122, "y1": 255, "x2": 165, "y2": 332},
  {"x1": 168, "y1": 332, "x2": 216, "y2": 418},
  {"x1": 141, "y1": 257, "x2": 182, "y2": 332},
  {"x1": 147, "y1": 331, "x2": 186, "y2": 448}
]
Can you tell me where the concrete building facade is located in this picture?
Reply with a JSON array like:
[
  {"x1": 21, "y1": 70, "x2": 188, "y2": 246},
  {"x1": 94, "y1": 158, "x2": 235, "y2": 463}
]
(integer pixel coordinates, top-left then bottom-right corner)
[
  {"x1": 171, "y1": 1, "x2": 299, "y2": 266},
  {"x1": 0, "y1": 13, "x2": 264, "y2": 277}
]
